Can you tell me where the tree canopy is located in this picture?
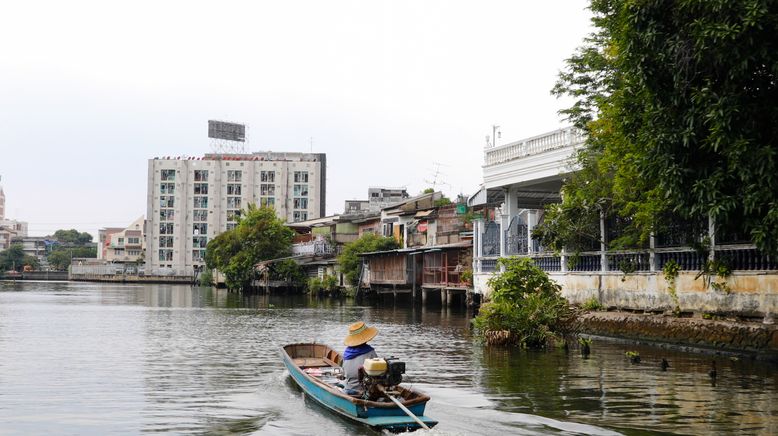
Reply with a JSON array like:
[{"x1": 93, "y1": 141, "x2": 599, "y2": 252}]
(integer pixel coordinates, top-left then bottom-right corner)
[
  {"x1": 537, "y1": 0, "x2": 778, "y2": 254},
  {"x1": 0, "y1": 243, "x2": 39, "y2": 272},
  {"x1": 53, "y1": 229, "x2": 93, "y2": 245},
  {"x1": 204, "y1": 204, "x2": 295, "y2": 290}
]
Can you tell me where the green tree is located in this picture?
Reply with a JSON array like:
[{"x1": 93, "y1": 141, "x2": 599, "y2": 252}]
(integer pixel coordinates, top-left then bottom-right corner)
[
  {"x1": 0, "y1": 244, "x2": 27, "y2": 272},
  {"x1": 474, "y1": 257, "x2": 574, "y2": 348},
  {"x1": 46, "y1": 246, "x2": 97, "y2": 271},
  {"x1": 53, "y1": 229, "x2": 93, "y2": 245},
  {"x1": 269, "y1": 259, "x2": 306, "y2": 287},
  {"x1": 337, "y1": 233, "x2": 400, "y2": 286},
  {"x1": 204, "y1": 204, "x2": 294, "y2": 290},
  {"x1": 47, "y1": 250, "x2": 71, "y2": 271},
  {"x1": 541, "y1": 0, "x2": 778, "y2": 255}
]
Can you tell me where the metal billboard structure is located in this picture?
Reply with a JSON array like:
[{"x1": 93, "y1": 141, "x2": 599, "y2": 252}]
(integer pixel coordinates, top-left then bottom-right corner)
[{"x1": 208, "y1": 120, "x2": 247, "y2": 154}]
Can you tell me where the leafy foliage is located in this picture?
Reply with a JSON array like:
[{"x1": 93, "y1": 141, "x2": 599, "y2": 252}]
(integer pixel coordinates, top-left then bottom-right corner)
[
  {"x1": 540, "y1": 0, "x2": 778, "y2": 255},
  {"x1": 474, "y1": 257, "x2": 574, "y2": 348},
  {"x1": 204, "y1": 204, "x2": 294, "y2": 290},
  {"x1": 0, "y1": 243, "x2": 39, "y2": 272},
  {"x1": 269, "y1": 259, "x2": 306, "y2": 287},
  {"x1": 337, "y1": 233, "x2": 400, "y2": 286},
  {"x1": 53, "y1": 229, "x2": 93, "y2": 245},
  {"x1": 198, "y1": 268, "x2": 214, "y2": 286},
  {"x1": 47, "y1": 246, "x2": 97, "y2": 270}
]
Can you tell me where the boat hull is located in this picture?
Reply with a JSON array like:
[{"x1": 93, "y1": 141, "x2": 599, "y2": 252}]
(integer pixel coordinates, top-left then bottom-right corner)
[{"x1": 281, "y1": 344, "x2": 437, "y2": 432}]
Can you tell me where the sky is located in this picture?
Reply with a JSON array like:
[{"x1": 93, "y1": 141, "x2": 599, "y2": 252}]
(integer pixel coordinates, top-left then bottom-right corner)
[{"x1": 0, "y1": 0, "x2": 592, "y2": 237}]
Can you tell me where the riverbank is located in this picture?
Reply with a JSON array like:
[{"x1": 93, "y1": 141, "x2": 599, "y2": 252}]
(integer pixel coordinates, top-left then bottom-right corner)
[{"x1": 577, "y1": 311, "x2": 778, "y2": 362}]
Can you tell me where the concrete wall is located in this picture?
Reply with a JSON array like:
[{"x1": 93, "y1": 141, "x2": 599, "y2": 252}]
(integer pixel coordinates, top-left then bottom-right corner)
[{"x1": 474, "y1": 271, "x2": 778, "y2": 317}]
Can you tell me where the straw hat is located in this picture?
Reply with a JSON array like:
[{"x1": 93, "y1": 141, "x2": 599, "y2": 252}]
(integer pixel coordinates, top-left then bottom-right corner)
[{"x1": 344, "y1": 321, "x2": 378, "y2": 346}]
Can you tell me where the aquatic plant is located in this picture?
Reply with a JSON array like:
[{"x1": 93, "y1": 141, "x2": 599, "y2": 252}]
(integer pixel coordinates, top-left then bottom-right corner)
[{"x1": 581, "y1": 297, "x2": 603, "y2": 311}]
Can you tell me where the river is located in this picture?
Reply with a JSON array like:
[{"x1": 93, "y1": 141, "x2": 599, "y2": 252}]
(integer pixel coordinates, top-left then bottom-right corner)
[{"x1": 0, "y1": 281, "x2": 776, "y2": 435}]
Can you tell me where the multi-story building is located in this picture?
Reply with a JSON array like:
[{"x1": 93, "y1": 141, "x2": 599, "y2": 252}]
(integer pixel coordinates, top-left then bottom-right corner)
[
  {"x1": 145, "y1": 152, "x2": 326, "y2": 274},
  {"x1": 0, "y1": 182, "x2": 5, "y2": 220},
  {"x1": 99, "y1": 216, "x2": 145, "y2": 263},
  {"x1": 0, "y1": 177, "x2": 30, "y2": 251},
  {"x1": 368, "y1": 187, "x2": 409, "y2": 211}
]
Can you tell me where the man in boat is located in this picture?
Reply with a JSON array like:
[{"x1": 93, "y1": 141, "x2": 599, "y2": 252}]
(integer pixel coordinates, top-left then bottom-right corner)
[{"x1": 341, "y1": 321, "x2": 378, "y2": 396}]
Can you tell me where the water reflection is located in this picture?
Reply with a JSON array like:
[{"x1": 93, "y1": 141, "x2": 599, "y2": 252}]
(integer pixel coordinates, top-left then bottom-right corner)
[{"x1": 0, "y1": 281, "x2": 775, "y2": 435}]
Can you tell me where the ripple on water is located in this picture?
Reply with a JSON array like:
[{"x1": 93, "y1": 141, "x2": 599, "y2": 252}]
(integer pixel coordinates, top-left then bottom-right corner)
[{"x1": 1, "y1": 282, "x2": 777, "y2": 435}]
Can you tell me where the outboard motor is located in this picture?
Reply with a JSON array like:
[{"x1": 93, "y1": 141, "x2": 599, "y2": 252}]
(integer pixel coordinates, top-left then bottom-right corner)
[{"x1": 361, "y1": 356, "x2": 406, "y2": 400}]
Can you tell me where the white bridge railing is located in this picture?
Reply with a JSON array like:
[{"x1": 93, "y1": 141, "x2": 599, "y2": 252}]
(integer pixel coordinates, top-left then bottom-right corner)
[{"x1": 484, "y1": 127, "x2": 585, "y2": 167}]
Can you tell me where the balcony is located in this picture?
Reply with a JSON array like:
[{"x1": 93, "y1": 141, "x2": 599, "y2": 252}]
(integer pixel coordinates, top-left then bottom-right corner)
[
  {"x1": 292, "y1": 240, "x2": 335, "y2": 256},
  {"x1": 483, "y1": 127, "x2": 585, "y2": 190}
]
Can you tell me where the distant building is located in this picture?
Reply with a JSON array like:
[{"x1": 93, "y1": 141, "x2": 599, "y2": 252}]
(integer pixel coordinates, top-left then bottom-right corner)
[
  {"x1": 0, "y1": 177, "x2": 29, "y2": 251},
  {"x1": 146, "y1": 152, "x2": 326, "y2": 274},
  {"x1": 343, "y1": 187, "x2": 409, "y2": 215},
  {"x1": 99, "y1": 216, "x2": 145, "y2": 263},
  {"x1": 0, "y1": 182, "x2": 5, "y2": 220},
  {"x1": 368, "y1": 187, "x2": 409, "y2": 211}
]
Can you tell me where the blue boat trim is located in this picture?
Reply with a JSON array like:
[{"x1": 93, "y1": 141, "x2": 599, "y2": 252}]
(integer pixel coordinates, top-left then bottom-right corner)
[{"x1": 281, "y1": 343, "x2": 438, "y2": 431}]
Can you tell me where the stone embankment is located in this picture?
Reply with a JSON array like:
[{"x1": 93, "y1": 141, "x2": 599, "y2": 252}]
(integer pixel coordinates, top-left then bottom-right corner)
[{"x1": 577, "y1": 311, "x2": 778, "y2": 361}]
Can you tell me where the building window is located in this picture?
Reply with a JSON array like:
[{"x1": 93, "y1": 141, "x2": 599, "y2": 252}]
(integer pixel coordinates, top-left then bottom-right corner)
[
  {"x1": 159, "y1": 236, "x2": 174, "y2": 247},
  {"x1": 194, "y1": 196, "x2": 208, "y2": 208},
  {"x1": 160, "y1": 209, "x2": 175, "y2": 221},
  {"x1": 260, "y1": 171, "x2": 275, "y2": 183},
  {"x1": 227, "y1": 184, "x2": 242, "y2": 195},
  {"x1": 192, "y1": 250, "x2": 205, "y2": 262},
  {"x1": 159, "y1": 223, "x2": 174, "y2": 234},
  {"x1": 260, "y1": 184, "x2": 275, "y2": 196},
  {"x1": 117, "y1": 237, "x2": 124, "y2": 245},
  {"x1": 227, "y1": 210, "x2": 242, "y2": 222},
  {"x1": 158, "y1": 249, "x2": 173, "y2": 261},
  {"x1": 193, "y1": 223, "x2": 208, "y2": 235},
  {"x1": 260, "y1": 197, "x2": 275, "y2": 207},
  {"x1": 193, "y1": 236, "x2": 208, "y2": 248},
  {"x1": 227, "y1": 170, "x2": 242, "y2": 182},
  {"x1": 194, "y1": 170, "x2": 208, "y2": 182},
  {"x1": 294, "y1": 171, "x2": 309, "y2": 183},
  {"x1": 194, "y1": 183, "x2": 208, "y2": 195},
  {"x1": 160, "y1": 183, "x2": 175, "y2": 194},
  {"x1": 227, "y1": 197, "x2": 241, "y2": 209},
  {"x1": 293, "y1": 184, "x2": 308, "y2": 197},
  {"x1": 293, "y1": 198, "x2": 308, "y2": 209},
  {"x1": 193, "y1": 210, "x2": 208, "y2": 221},
  {"x1": 159, "y1": 196, "x2": 174, "y2": 208},
  {"x1": 226, "y1": 223, "x2": 237, "y2": 231},
  {"x1": 293, "y1": 211, "x2": 308, "y2": 222},
  {"x1": 160, "y1": 169, "x2": 176, "y2": 181},
  {"x1": 127, "y1": 237, "x2": 140, "y2": 245}
]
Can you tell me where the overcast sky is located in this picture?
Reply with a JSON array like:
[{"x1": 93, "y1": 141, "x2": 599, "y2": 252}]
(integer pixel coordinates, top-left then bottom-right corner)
[{"x1": 0, "y1": 0, "x2": 592, "y2": 237}]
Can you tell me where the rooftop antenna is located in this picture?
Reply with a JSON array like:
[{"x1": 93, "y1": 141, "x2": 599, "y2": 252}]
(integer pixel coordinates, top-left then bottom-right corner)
[
  {"x1": 424, "y1": 161, "x2": 451, "y2": 191},
  {"x1": 309, "y1": 137, "x2": 314, "y2": 153}
]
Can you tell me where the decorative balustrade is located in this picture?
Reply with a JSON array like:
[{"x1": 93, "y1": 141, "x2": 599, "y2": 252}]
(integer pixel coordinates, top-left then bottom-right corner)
[
  {"x1": 476, "y1": 245, "x2": 776, "y2": 275},
  {"x1": 484, "y1": 127, "x2": 585, "y2": 167}
]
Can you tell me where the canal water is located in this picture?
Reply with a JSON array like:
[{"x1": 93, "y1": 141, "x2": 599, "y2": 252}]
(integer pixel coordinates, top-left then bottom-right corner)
[{"x1": 0, "y1": 281, "x2": 776, "y2": 435}]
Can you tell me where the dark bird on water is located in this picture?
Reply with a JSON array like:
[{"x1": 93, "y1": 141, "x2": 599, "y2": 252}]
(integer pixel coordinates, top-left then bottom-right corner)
[
  {"x1": 709, "y1": 360, "x2": 717, "y2": 379},
  {"x1": 661, "y1": 358, "x2": 670, "y2": 371}
]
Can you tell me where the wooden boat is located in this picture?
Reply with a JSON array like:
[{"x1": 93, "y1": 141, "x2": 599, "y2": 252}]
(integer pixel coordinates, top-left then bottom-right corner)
[{"x1": 281, "y1": 343, "x2": 437, "y2": 432}]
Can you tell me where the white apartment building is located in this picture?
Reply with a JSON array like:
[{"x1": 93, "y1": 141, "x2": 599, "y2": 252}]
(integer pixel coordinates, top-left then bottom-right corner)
[{"x1": 145, "y1": 152, "x2": 326, "y2": 274}]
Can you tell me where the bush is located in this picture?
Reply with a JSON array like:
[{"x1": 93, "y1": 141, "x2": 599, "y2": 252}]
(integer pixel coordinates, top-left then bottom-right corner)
[
  {"x1": 581, "y1": 297, "x2": 603, "y2": 311},
  {"x1": 198, "y1": 268, "x2": 214, "y2": 286},
  {"x1": 474, "y1": 257, "x2": 574, "y2": 348}
]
